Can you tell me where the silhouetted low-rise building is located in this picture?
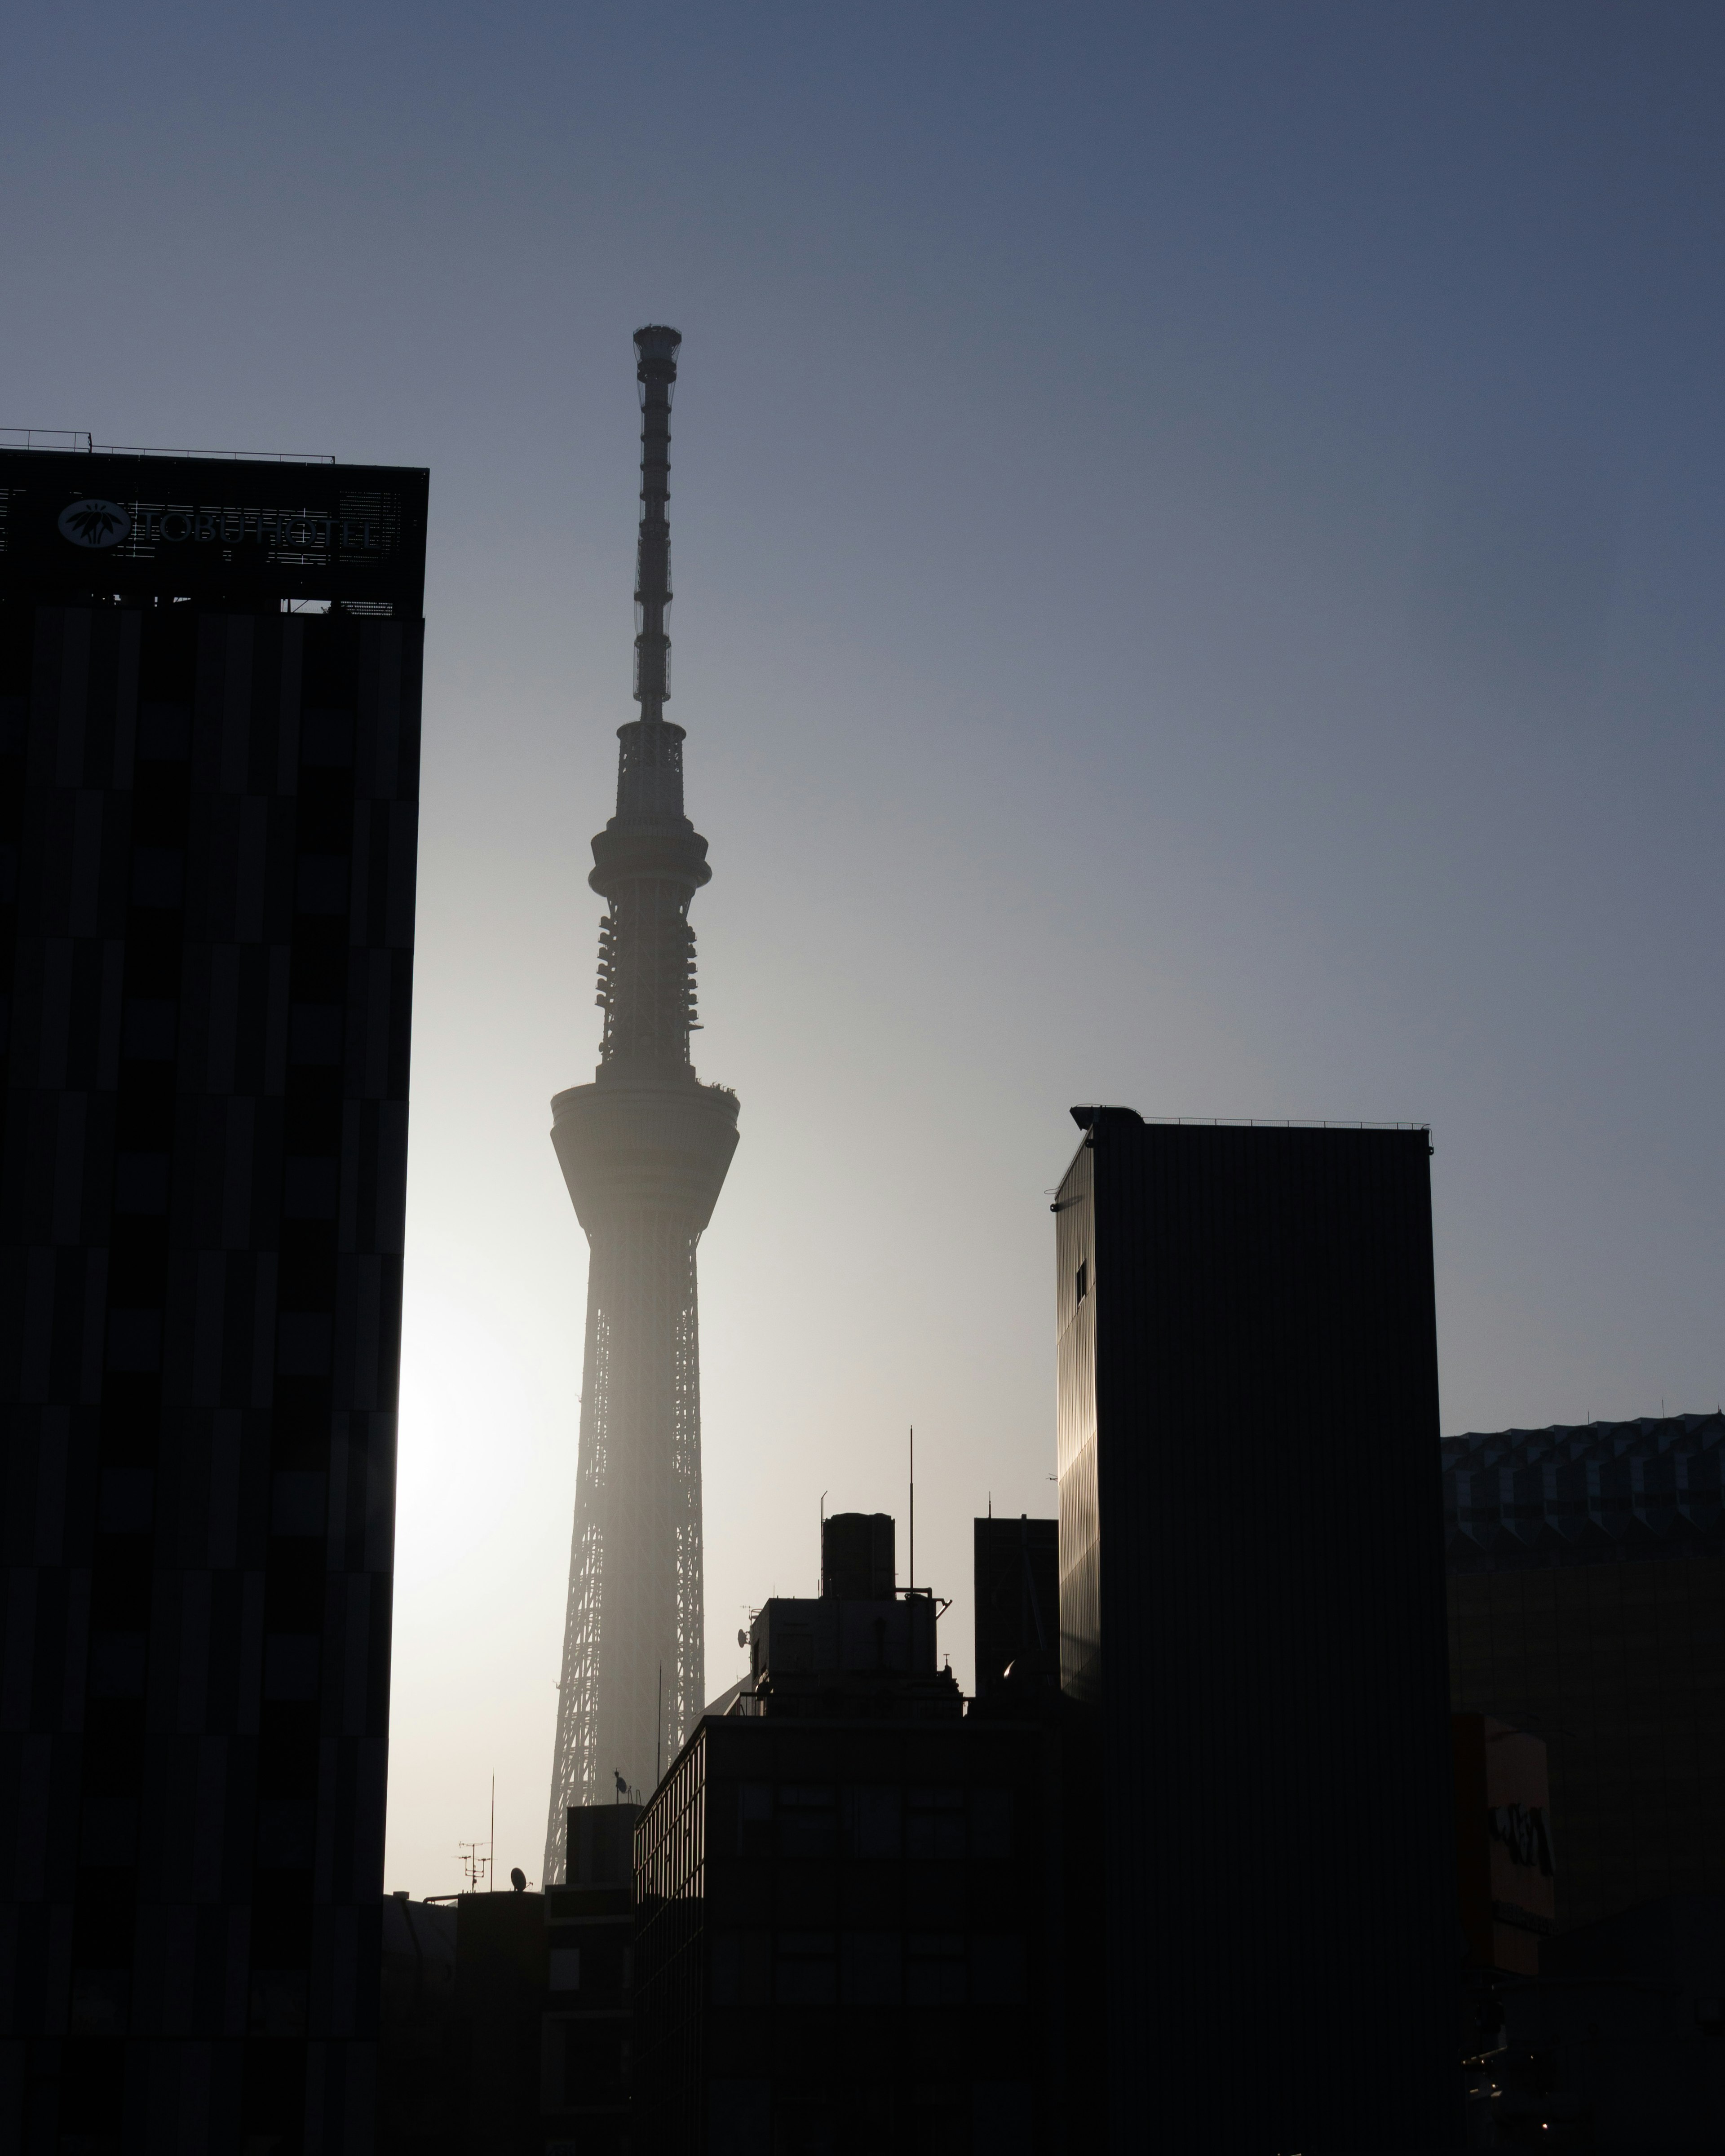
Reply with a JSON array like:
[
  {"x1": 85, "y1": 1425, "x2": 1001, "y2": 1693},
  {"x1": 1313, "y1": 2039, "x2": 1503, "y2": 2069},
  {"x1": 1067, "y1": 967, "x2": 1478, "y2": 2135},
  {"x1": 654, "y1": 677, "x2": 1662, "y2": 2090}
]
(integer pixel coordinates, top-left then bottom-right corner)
[
  {"x1": 380, "y1": 1896, "x2": 458, "y2": 2153},
  {"x1": 379, "y1": 1808, "x2": 639, "y2": 2156},
  {"x1": 972, "y1": 1515, "x2": 1057, "y2": 1698},
  {"x1": 542, "y1": 1805, "x2": 638, "y2": 2156},
  {"x1": 1445, "y1": 1411, "x2": 1725, "y2": 1932},
  {"x1": 1468, "y1": 1895, "x2": 1725, "y2": 2148},
  {"x1": 378, "y1": 1885, "x2": 544, "y2": 2156},
  {"x1": 632, "y1": 1515, "x2": 1061, "y2": 2154}
]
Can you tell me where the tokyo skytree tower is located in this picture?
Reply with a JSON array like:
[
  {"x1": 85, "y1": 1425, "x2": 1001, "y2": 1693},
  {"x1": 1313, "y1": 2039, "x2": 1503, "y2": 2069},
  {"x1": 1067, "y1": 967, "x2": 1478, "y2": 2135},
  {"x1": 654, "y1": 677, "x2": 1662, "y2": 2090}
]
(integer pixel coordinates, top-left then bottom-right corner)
[{"x1": 543, "y1": 327, "x2": 739, "y2": 1878}]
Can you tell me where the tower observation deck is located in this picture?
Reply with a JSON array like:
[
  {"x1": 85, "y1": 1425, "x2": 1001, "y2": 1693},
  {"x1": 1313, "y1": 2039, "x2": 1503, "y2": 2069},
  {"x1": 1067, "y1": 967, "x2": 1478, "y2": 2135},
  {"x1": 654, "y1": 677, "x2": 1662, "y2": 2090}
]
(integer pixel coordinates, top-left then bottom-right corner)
[{"x1": 543, "y1": 327, "x2": 739, "y2": 1877}]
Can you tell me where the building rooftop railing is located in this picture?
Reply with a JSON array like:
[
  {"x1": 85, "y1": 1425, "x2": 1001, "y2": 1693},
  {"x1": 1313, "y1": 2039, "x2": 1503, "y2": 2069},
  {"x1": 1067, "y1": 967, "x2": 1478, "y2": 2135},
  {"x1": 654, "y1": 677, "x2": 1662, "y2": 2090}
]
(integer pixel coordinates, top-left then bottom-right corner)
[
  {"x1": 1134, "y1": 1115, "x2": 1430, "y2": 1131},
  {"x1": 1, "y1": 428, "x2": 336, "y2": 464}
]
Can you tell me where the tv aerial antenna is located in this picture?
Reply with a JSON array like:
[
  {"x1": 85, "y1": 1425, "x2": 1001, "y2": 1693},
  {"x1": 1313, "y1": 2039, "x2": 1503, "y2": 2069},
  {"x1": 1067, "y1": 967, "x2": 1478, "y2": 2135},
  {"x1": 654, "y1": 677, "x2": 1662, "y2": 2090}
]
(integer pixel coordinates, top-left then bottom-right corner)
[{"x1": 458, "y1": 1777, "x2": 497, "y2": 1895}]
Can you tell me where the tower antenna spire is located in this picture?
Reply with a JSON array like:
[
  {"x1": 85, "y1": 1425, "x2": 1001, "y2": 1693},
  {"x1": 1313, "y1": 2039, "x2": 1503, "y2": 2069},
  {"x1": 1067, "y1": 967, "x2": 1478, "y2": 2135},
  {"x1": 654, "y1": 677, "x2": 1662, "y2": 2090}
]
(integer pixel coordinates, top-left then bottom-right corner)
[{"x1": 632, "y1": 324, "x2": 677, "y2": 727}]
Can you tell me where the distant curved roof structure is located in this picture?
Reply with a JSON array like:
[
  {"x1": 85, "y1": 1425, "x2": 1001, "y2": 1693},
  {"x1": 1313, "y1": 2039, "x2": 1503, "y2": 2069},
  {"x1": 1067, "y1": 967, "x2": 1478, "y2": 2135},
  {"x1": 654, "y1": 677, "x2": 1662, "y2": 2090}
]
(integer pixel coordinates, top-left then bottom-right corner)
[{"x1": 1443, "y1": 1411, "x2": 1725, "y2": 1573}]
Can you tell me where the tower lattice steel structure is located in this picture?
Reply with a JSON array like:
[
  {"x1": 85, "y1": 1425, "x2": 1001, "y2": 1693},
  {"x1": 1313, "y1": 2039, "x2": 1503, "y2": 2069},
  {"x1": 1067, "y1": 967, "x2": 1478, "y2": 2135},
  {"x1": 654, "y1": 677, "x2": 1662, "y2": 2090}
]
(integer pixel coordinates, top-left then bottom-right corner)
[{"x1": 544, "y1": 327, "x2": 739, "y2": 1880}]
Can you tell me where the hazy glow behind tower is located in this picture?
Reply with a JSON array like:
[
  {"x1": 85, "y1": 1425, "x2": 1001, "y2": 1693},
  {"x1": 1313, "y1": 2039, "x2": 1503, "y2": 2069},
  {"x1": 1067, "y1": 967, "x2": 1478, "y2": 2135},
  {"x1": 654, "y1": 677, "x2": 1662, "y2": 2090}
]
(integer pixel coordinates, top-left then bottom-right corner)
[{"x1": 543, "y1": 327, "x2": 739, "y2": 1878}]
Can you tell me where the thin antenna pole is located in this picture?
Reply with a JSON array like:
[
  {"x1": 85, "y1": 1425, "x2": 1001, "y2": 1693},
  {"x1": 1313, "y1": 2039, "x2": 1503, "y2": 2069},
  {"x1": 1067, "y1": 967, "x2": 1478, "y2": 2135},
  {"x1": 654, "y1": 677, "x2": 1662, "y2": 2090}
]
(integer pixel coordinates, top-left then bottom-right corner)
[
  {"x1": 489, "y1": 1774, "x2": 495, "y2": 1893},
  {"x1": 656, "y1": 1663, "x2": 663, "y2": 1787},
  {"x1": 909, "y1": 1426, "x2": 915, "y2": 1595}
]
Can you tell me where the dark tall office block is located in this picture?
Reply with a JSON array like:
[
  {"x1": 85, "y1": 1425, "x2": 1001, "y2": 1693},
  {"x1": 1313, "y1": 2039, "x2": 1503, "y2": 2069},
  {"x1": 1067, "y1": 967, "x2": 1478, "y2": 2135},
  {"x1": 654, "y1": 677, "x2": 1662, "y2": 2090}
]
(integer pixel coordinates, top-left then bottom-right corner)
[
  {"x1": 1054, "y1": 1109, "x2": 1457, "y2": 2154},
  {"x1": 971, "y1": 1517, "x2": 1057, "y2": 1699},
  {"x1": 0, "y1": 446, "x2": 427, "y2": 2153},
  {"x1": 1445, "y1": 1411, "x2": 1725, "y2": 1931}
]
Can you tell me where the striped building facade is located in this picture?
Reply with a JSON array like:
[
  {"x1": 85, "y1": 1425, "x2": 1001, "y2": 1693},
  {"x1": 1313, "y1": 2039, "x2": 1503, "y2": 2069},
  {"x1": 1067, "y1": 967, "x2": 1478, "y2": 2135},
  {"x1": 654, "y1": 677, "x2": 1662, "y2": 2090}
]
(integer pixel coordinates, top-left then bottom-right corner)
[{"x1": 0, "y1": 447, "x2": 426, "y2": 2156}]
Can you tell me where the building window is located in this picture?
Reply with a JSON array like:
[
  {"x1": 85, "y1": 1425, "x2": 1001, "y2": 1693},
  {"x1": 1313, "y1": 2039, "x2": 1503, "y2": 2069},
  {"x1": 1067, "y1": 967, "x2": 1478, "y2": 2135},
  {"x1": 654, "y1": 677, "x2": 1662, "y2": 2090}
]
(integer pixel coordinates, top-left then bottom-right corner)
[
  {"x1": 1075, "y1": 1257, "x2": 1088, "y2": 1304},
  {"x1": 905, "y1": 1932, "x2": 967, "y2": 2006},
  {"x1": 970, "y1": 1935, "x2": 1027, "y2": 2004},
  {"x1": 973, "y1": 2083, "x2": 1035, "y2": 2156},
  {"x1": 841, "y1": 1931, "x2": 902, "y2": 2005},
  {"x1": 906, "y1": 1787, "x2": 966, "y2": 1860},
  {"x1": 711, "y1": 1932, "x2": 769, "y2": 2006},
  {"x1": 775, "y1": 1931, "x2": 838, "y2": 2005},
  {"x1": 708, "y1": 2081, "x2": 771, "y2": 2156},
  {"x1": 778, "y1": 1785, "x2": 837, "y2": 1860},
  {"x1": 548, "y1": 1948, "x2": 580, "y2": 1992},
  {"x1": 970, "y1": 1788, "x2": 1013, "y2": 1861},
  {"x1": 843, "y1": 1785, "x2": 902, "y2": 1860},
  {"x1": 738, "y1": 1782, "x2": 772, "y2": 1859}
]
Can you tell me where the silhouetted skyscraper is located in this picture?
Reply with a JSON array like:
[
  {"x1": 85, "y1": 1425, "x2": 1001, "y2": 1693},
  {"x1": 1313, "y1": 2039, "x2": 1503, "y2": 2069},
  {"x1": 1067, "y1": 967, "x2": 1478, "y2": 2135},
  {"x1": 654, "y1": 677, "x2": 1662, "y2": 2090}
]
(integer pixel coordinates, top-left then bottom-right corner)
[
  {"x1": 0, "y1": 442, "x2": 427, "y2": 2152},
  {"x1": 543, "y1": 330, "x2": 739, "y2": 1877}
]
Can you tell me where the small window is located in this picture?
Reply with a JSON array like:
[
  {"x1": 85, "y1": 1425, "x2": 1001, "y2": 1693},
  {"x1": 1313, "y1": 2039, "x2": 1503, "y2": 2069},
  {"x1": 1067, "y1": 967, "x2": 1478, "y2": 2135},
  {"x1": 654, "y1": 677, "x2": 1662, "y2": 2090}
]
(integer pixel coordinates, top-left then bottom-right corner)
[
  {"x1": 114, "y1": 1152, "x2": 170, "y2": 1217},
  {"x1": 971, "y1": 1788, "x2": 1013, "y2": 1862},
  {"x1": 548, "y1": 1948, "x2": 580, "y2": 1993},
  {"x1": 137, "y1": 702, "x2": 191, "y2": 761},
  {"x1": 301, "y1": 708, "x2": 354, "y2": 767},
  {"x1": 971, "y1": 1935, "x2": 1027, "y2": 2005},
  {"x1": 843, "y1": 1785, "x2": 901, "y2": 1860},
  {"x1": 283, "y1": 1157, "x2": 339, "y2": 1221},
  {"x1": 288, "y1": 1004, "x2": 343, "y2": 1067},
  {"x1": 778, "y1": 1785, "x2": 836, "y2": 1860},
  {"x1": 121, "y1": 999, "x2": 177, "y2": 1064},
  {"x1": 775, "y1": 1931, "x2": 837, "y2": 2005},
  {"x1": 906, "y1": 1788, "x2": 966, "y2": 1860},
  {"x1": 271, "y1": 1470, "x2": 327, "y2": 1538},
  {"x1": 130, "y1": 847, "x2": 184, "y2": 910},
  {"x1": 841, "y1": 1931, "x2": 901, "y2": 2005},
  {"x1": 1075, "y1": 1258, "x2": 1088, "y2": 1304},
  {"x1": 263, "y1": 1635, "x2": 320, "y2": 1701},
  {"x1": 773, "y1": 1627, "x2": 813, "y2": 1674},
  {"x1": 106, "y1": 1308, "x2": 162, "y2": 1373},
  {"x1": 905, "y1": 1932, "x2": 966, "y2": 2006},
  {"x1": 711, "y1": 1931, "x2": 768, "y2": 2006},
  {"x1": 256, "y1": 1799, "x2": 315, "y2": 1869},
  {"x1": 295, "y1": 853, "x2": 350, "y2": 916},
  {"x1": 738, "y1": 1782, "x2": 773, "y2": 1859},
  {"x1": 98, "y1": 1469, "x2": 154, "y2": 1535}
]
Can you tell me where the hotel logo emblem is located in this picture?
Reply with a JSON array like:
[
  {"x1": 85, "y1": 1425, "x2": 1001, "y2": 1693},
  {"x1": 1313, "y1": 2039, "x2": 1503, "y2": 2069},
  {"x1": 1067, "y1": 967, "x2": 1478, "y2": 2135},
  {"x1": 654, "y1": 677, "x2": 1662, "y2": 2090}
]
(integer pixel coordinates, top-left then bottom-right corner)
[{"x1": 58, "y1": 499, "x2": 132, "y2": 549}]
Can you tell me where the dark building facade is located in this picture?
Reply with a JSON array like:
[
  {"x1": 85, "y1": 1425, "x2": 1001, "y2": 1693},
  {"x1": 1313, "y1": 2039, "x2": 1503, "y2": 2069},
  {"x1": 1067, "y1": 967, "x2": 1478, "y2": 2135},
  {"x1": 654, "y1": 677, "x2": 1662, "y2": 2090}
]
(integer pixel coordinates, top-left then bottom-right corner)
[
  {"x1": 1054, "y1": 1108, "x2": 1458, "y2": 2153},
  {"x1": 971, "y1": 1517, "x2": 1057, "y2": 1700},
  {"x1": 0, "y1": 445, "x2": 428, "y2": 2152},
  {"x1": 541, "y1": 1804, "x2": 637, "y2": 2156},
  {"x1": 632, "y1": 1520, "x2": 1061, "y2": 2155},
  {"x1": 1445, "y1": 1411, "x2": 1725, "y2": 1932},
  {"x1": 377, "y1": 1896, "x2": 456, "y2": 2154},
  {"x1": 376, "y1": 1807, "x2": 635, "y2": 2156}
]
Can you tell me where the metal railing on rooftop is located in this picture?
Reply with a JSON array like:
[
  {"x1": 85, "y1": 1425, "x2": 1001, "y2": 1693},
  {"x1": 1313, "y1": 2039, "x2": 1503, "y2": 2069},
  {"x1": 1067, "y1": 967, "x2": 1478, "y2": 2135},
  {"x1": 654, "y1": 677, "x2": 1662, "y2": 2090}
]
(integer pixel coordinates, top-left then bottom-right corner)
[
  {"x1": 1137, "y1": 1116, "x2": 1431, "y2": 1131},
  {"x1": 0, "y1": 429, "x2": 93, "y2": 452},
  {"x1": 0, "y1": 429, "x2": 336, "y2": 464},
  {"x1": 96, "y1": 444, "x2": 336, "y2": 464}
]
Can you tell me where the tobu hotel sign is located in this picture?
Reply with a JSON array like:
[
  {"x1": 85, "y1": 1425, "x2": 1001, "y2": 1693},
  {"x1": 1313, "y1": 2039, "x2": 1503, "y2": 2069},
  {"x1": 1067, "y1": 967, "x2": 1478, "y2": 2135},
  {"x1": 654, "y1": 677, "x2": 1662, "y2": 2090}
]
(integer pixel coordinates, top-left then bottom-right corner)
[{"x1": 0, "y1": 446, "x2": 429, "y2": 614}]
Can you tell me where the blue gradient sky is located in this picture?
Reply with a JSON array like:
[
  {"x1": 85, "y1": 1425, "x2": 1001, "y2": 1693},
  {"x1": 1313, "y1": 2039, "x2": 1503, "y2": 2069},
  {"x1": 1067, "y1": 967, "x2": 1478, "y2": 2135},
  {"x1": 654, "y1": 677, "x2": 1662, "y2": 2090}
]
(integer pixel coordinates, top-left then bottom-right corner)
[{"x1": 9, "y1": 3, "x2": 1723, "y2": 1891}]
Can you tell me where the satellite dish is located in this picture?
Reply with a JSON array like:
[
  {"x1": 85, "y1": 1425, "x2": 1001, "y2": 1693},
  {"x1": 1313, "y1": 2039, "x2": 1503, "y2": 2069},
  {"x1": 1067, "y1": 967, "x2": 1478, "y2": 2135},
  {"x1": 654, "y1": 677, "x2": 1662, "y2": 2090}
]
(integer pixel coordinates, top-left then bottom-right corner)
[
  {"x1": 737, "y1": 1628, "x2": 748, "y2": 1648},
  {"x1": 510, "y1": 1867, "x2": 526, "y2": 1893}
]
